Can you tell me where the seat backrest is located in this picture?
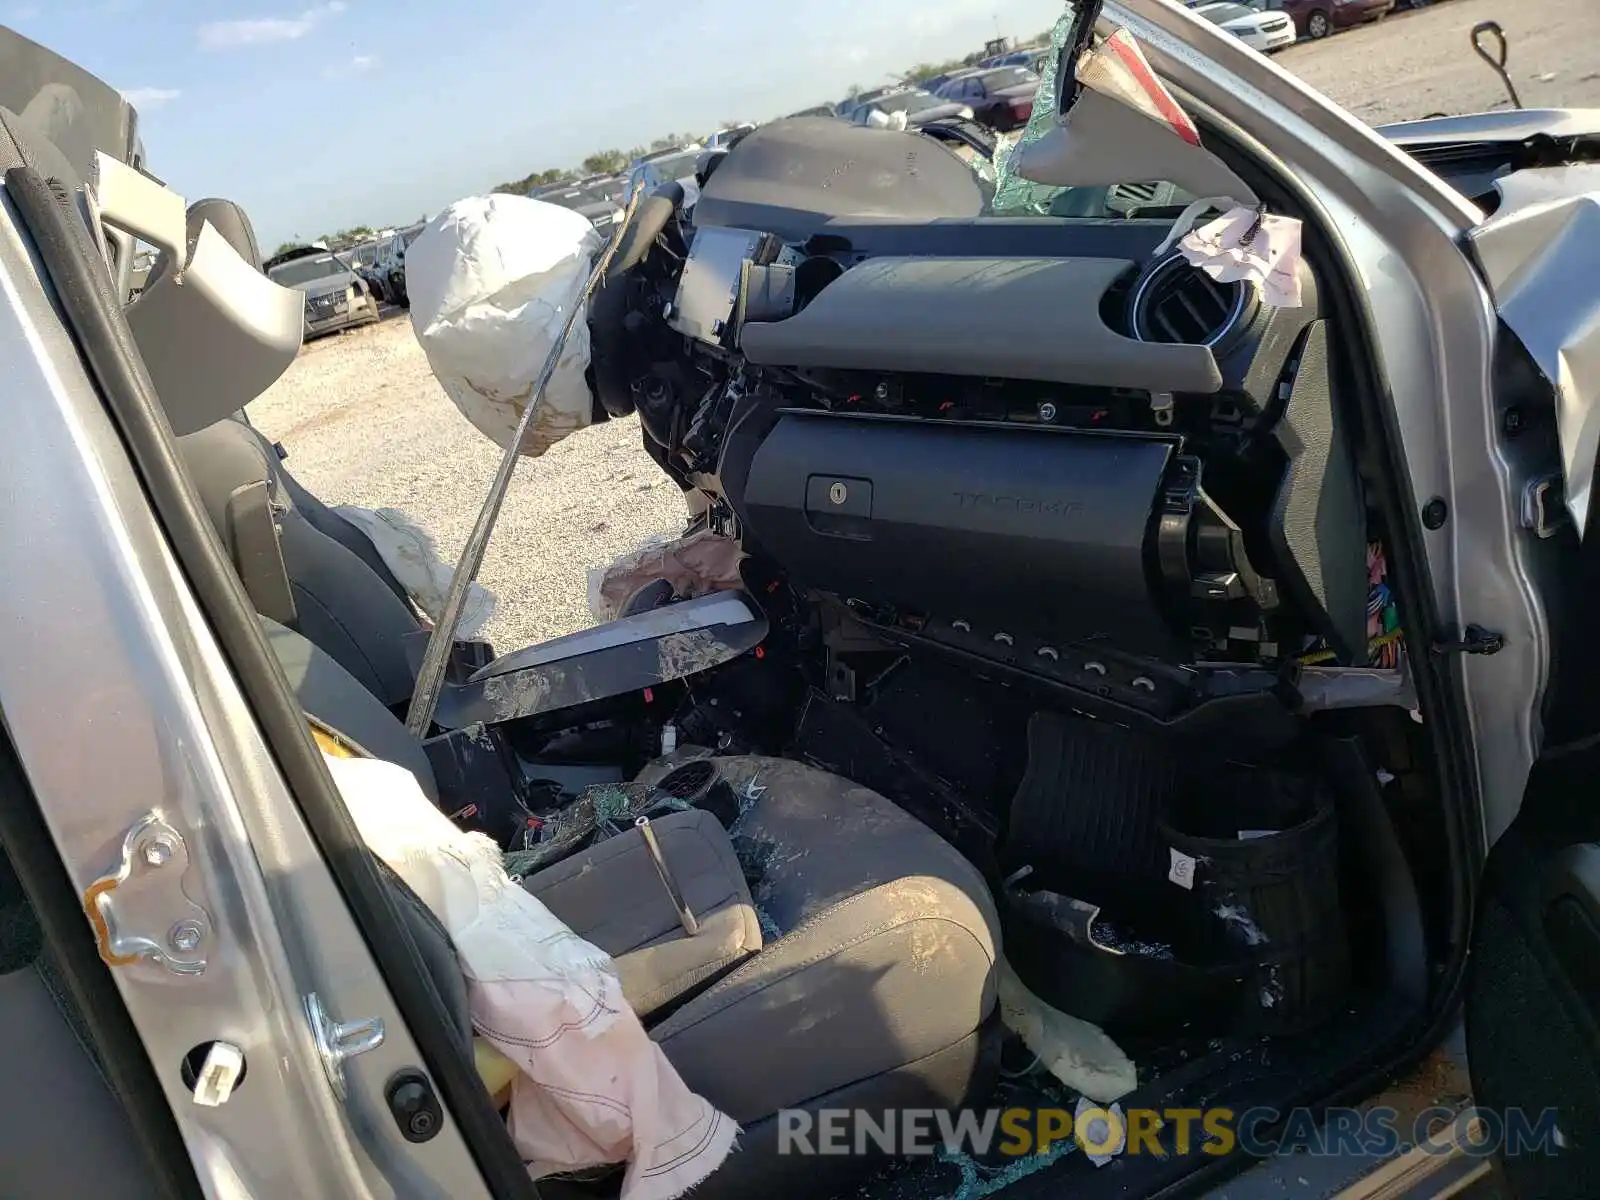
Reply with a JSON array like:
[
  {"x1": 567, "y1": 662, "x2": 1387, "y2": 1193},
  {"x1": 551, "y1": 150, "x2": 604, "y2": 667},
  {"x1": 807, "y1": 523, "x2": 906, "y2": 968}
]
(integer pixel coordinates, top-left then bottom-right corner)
[
  {"x1": 178, "y1": 417, "x2": 424, "y2": 707},
  {"x1": 144, "y1": 198, "x2": 423, "y2": 707}
]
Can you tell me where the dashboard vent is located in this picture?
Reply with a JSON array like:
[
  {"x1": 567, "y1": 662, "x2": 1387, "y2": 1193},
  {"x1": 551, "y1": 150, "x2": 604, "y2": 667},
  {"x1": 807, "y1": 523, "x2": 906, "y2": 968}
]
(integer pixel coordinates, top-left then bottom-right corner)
[{"x1": 1130, "y1": 253, "x2": 1247, "y2": 347}]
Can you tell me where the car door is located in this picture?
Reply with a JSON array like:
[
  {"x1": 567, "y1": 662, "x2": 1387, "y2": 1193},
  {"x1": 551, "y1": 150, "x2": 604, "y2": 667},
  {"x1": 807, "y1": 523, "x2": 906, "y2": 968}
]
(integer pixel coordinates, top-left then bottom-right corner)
[
  {"x1": 1465, "y1": 727, "x2": 1600, "y2": 1198},
  {"x1": 965, "y1": 78, "x2": 988, "y2": 120}
]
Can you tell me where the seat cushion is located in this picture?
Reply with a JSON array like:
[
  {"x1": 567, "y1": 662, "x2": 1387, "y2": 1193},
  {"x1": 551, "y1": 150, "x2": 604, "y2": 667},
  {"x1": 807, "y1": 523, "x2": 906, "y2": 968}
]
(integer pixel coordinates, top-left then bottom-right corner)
[
  {"x1": 644, "y1": 757, "x2": 999, "y2": 1125},
  {"x1": 259, "y1": 615, "x2": 439, "y2": 803},
  {"x1": 525, "y1": 809, "x2": 761, "y2": 1018}
]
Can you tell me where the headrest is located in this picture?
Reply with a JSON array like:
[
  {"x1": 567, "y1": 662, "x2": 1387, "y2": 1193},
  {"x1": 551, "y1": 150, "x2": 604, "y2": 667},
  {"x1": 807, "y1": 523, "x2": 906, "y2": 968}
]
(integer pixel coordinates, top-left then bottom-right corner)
[
  {"x1": 144, "y1": 197, "x2": 264, "y2": 292},
  {"x1": 115, "y1": 179, "x2": 302, "y2": 435}
]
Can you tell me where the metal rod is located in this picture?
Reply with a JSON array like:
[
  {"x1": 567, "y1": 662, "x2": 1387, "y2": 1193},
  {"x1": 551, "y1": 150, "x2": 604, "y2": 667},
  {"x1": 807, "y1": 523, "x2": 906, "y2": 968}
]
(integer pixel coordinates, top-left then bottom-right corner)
[
  {"x1": 634, "y1": 816, "x2": 700, "y2": 937},
  {"x1": 405, "y1": 184, "x2": 646, "y2": 737}
]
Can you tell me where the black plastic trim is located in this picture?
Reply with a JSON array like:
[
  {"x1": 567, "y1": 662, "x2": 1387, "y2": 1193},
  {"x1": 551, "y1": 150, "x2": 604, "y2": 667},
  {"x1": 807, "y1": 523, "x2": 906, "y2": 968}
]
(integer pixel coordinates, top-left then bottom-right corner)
[
  {"x1": 1119, "y1": 90, "x2": 1484, "y2": 1200},
  {"x1": 3, "y1": 161, "x2": 541, "y2": 1198}
]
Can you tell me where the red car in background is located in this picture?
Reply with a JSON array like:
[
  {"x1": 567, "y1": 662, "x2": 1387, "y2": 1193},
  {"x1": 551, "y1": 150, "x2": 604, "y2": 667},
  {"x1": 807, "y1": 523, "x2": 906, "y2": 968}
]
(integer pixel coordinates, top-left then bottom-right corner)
[
  {"x1": 1265, "y1": 0, "x2": 1394, "y2": 39},
  {"x1": 935, "y1": 66, "x2": 1040, "y2": 132},
  {"x1": 1187, "y1": 0, "x2": 1394, "y2": 39}
]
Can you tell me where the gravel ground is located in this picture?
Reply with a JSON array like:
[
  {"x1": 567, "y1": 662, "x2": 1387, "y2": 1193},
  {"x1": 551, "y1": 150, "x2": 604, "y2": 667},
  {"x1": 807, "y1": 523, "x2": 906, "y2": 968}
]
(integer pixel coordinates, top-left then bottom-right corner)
[
  {"x1": 246, "y1": 0, "x2": 1599, "y2": 652},
  {"x1": 1276, "y1": 0, "x2": 1600, "y2": 123}
]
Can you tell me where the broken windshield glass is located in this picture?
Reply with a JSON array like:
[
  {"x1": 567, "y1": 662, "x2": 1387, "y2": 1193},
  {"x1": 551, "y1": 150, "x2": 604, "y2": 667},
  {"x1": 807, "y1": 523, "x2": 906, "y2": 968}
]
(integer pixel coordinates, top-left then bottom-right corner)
[{"x1": 988, "y1": 2, "x2": 1191, "y2": 221}]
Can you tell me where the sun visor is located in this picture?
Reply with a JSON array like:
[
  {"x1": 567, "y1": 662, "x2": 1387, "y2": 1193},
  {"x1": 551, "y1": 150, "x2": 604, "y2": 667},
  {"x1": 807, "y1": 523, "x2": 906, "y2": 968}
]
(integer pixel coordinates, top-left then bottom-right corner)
[
  {"x1": 406, "y1": 194, "x2": 602, "y2": 459},
  {"x1": 98, "y1": 154, "x2": 303, "y2": 435},
  {"x1": 1003, "y1": 24, "x2": 1257, "y2": 205}
]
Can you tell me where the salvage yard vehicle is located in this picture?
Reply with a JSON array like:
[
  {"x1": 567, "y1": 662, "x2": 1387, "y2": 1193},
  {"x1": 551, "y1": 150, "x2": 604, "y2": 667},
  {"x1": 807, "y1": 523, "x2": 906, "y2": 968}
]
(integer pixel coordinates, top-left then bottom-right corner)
[
  {"x1": 372, "y1": 222, "x2": 425, "y2": 307},
  {"x1": 1191, "y1": 1, "x2": 1298, "y2": 53},
  {"x1": 935, "y1": 65, "x2": 1041, "y2": 130},
  {"x1": 3, "y1": 4, "x2": 1600, "y2": 1200},
  {"x1": 1267, "y1": 0, "x2": 1395, "y2": 40},
  {"x1": 624, "y1": 145, "x2": 706, "y2": 211},
  {"x1": 539, "y1": 179, "x2": 626, "y2": 229},
  {"x1": 849, "y1": 88, "x2": 975, "y2": 128},
  {"x1": 264, "y1": 243, "x2": 381, "y2": 338}
]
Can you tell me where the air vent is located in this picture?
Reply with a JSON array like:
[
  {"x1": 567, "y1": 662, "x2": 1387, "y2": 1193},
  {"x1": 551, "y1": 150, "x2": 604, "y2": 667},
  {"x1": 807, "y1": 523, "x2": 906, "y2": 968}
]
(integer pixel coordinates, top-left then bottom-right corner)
[
  {"x1": 1129, "y1": 253, "x2": 1248, "y2": 347},
  {"x1": 1106, "y1": 181, "x2": 1162, "y2": 215}
]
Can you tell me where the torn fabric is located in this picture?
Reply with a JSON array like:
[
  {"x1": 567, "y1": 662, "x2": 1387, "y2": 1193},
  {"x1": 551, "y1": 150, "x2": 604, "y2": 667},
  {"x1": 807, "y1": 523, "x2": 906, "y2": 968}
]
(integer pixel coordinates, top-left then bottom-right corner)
[
  {"x1": 322, "y1": 751, "x2": 737, "y2": 1199},
  {"x1": 407, "y1": 194, "x2": 602, "y2": 459},
  {"x1": 587, "y1": 530, "x2": 747, "y2": 623},
  {"x1": 1156, "y1": 199, "x2": 1304, "y2": 308},
  {"x1": 333, "y1": 504, "x2": 497, "y2": 636},
  {"x1": 995, "y1": 959, "x2": 1136, "y2": 1103}
]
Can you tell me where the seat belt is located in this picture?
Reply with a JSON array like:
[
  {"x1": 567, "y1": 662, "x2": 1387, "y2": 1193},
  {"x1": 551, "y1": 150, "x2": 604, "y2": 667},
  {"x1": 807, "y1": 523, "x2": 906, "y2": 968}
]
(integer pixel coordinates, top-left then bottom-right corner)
[{"x1": 224, "y1": 479, "x2": 297, "y2": 627}]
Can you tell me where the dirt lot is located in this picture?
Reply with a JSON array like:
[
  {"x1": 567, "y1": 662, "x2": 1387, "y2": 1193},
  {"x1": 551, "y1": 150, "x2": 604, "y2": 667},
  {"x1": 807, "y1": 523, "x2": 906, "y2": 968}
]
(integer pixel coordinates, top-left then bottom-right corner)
[{"x1": 246, "y1": 0, "x2": 1600, "y2": 653}]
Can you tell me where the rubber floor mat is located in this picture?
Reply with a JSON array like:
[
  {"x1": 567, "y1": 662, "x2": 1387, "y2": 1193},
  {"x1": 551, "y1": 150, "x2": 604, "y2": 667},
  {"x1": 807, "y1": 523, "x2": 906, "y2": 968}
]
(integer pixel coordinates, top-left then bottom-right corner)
[{"x1": 1002, "y1": 713, "x2": 1179, "y2": 911}]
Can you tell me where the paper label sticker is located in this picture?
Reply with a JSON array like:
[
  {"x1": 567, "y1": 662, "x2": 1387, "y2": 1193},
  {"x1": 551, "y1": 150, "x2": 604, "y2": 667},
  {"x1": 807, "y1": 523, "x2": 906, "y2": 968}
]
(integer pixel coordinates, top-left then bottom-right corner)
[{"x1": 1168, "y1": 848, "x2": 1196, "y2": 889}]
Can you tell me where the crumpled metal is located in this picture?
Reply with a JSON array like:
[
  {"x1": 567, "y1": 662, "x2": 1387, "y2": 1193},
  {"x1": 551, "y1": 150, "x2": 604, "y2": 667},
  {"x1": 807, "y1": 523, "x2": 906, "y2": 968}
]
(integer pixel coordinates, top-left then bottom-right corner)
[{"x1": 1471, "y1": 188, "x2": 1600, "y2": 536}]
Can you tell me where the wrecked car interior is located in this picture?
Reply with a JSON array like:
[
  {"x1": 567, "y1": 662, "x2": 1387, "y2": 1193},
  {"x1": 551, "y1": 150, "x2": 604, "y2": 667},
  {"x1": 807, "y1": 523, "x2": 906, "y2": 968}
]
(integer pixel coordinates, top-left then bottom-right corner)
[{"x1": 16, "y1": 0, "x2": 1600, "y2": 1196}]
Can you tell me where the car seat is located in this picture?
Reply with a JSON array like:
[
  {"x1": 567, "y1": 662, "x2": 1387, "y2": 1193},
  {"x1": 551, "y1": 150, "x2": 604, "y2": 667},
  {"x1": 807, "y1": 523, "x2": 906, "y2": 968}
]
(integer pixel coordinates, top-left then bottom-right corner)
[
  {"x1": 271, "y1": 614, "x2": 1001, "y2": 1199},
  {"x1": 153, "y1": 199, "x2": 426, "y2": 707},
  {"x1": 153, "y1": 197, "x2": 1001, "y2": 1196}
]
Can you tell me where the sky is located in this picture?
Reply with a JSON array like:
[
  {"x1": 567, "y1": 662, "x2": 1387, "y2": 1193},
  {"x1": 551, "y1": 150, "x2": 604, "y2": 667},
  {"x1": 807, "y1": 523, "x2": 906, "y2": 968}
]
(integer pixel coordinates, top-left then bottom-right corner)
[{"x1": 4, "y1": 0, "x2": 1069, "y2": 247}]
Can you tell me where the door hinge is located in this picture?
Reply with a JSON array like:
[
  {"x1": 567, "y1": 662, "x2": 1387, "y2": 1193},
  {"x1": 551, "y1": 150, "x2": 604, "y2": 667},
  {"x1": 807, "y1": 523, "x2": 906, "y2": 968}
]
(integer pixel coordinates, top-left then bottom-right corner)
[{"x1": 1430, "y1": 625, "x2": 1505, "y2": 657}]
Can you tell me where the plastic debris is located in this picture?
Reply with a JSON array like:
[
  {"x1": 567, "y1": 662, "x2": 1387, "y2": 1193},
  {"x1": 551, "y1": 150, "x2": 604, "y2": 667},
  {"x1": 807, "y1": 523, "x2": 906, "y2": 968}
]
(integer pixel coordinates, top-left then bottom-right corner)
[{"x1": 995, "y1": 959, "x2": 1137, "y2": 1103}]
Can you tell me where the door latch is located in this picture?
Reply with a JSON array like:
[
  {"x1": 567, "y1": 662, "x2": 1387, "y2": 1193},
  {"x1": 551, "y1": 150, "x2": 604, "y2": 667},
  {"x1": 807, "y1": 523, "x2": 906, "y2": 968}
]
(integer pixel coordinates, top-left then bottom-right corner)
[
  {"x1": 83, "y1": 811, "x2": 212, "y2": 975},
  {"x1": 305, "y1": 991, "x2": 385, "y2": 1099},
  {"x1": 1521, "y1": 474, "x2": 1570, "y2": 540},
  {"x1": 1430, "y1": 625, "x2": 1505, "y2": 657}
]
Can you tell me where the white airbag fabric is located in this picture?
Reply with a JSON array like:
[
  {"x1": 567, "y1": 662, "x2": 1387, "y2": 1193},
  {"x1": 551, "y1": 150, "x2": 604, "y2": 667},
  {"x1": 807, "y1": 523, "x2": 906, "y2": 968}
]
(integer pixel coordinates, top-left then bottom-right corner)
[
  {"x1": 408, "y1": 195, "x2": 602, "y2": 458},
  {"x1": 323, "y1": 750, "x2": 737, "y2": 1198},
  {"x1": 332, "y1": 504, "x2": 497, "y2": 636}
]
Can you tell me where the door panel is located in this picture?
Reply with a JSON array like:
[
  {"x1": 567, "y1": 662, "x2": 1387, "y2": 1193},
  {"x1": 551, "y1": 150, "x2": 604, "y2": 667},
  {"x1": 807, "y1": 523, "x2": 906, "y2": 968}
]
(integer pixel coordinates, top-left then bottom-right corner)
[{"x1": 1466, "y1": 748, "x2": 1600, "y2": 1198}]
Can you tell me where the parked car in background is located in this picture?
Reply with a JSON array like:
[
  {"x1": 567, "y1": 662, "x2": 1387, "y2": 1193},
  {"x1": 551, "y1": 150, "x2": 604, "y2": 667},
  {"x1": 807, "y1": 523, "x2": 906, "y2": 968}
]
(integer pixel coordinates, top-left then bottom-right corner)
[
  {"x1": 127, "y1": 246, "x2": 156, "y2": 299},
  {"x1": 936, "y1": 66, "x2": 1041, "y2": 130},
  {"x1": 346, "y1": 237, "x2": 388, "y2": 303},
  {"x1": 1192, "y1": 1, "x2": 1298, "y2": 51},
  {"x1": 849, "y1": 88, "x2": 975, "y2": 129},
  {"x1": 1282, "y1": 0, "x2": 1394, "y2": 38},
  {"x1": 264, "y1": 244, "x2": 380, "y2": 339},
  {"x1": 539, "y1": 179, "x2": 626, "y2": 229},
  {"x1": 980, "y1": 48, "x2": 1039, "y2": 68},
  {"x1": 625, "y1": 145, "x2": 707, "y2": 207},
  {"x1": 786, "y1": 103, "x2": 836, "y2": 118},
  {"x1": 1190, "y1": 0, "x2": 1393, "y2": 39},
  {"x1": 836, "y1": 85, "x2": 901, "y2": 121},
  {"x1": 706, "y1": 123, "x2": 757, "y2": 149},
  {"x1": 919, "y1": 67, "x2": 984, "y2": 94},
  {"x1": 373, "y1": 223, "x2": 425, "y2": 309}
]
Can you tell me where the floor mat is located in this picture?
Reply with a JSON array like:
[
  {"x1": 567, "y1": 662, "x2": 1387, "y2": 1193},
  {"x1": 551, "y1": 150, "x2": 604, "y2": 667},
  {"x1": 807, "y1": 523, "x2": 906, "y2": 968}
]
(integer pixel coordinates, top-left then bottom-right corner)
[{"x1": 1002, "y1": 712, "x2": 1178, "y2": 910}]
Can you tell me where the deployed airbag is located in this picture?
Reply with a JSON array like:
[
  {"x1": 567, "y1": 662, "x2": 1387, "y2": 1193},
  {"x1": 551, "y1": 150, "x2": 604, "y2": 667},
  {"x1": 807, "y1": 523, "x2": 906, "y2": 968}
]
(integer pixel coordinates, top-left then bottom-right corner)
[{"x1": 407, "y1": 195, "x2": 602, "y2": 458}]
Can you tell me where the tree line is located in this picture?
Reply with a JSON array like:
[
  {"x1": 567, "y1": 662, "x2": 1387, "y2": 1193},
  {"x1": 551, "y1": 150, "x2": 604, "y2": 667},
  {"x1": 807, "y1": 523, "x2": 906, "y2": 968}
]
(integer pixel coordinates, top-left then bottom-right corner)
[
  {"x1": 484, "y1": 27, "x2": 1051, "y2": 195},
  {"x1": 270, "y1": 31, "x2": 1052, "y2": 256}
]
